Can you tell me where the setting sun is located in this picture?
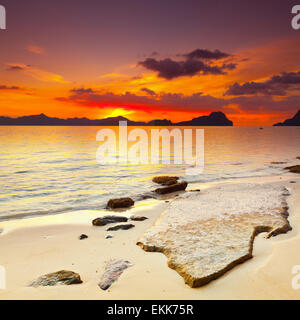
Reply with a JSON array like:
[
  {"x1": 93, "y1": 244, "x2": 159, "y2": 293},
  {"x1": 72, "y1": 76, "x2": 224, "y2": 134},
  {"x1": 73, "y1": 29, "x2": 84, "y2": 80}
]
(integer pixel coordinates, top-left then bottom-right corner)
[{"x1": 104, "y1": 108, "x2": 135, "y2": 118}]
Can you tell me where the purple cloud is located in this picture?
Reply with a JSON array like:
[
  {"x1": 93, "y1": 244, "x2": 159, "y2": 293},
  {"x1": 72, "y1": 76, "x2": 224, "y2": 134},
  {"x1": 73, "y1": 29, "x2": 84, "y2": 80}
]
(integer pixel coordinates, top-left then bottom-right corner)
[{"x1": 225, "y1": 71, "x2": 300, "y2": 96}]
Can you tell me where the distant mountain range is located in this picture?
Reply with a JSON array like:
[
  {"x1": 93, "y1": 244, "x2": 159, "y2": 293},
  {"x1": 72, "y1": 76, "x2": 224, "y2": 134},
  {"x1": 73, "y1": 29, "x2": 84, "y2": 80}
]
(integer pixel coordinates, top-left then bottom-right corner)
[
  {"x1": 273, "y1": 110, "x2": 300, "y2": 126},
  {"x1": 0, "y1": 111, "x2": 233, "y2": 126}
]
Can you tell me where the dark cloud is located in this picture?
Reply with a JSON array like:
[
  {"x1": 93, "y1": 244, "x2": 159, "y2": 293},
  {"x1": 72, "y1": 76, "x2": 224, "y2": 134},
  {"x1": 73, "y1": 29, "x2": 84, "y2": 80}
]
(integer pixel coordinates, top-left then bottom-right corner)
[
  {"x1": 0, "y1": 85, "x2": 21, "y2": 90},
  {"x1": 183, "y1": 49, "x2": 230, "y2": 60},
  {"x1": 150, "y1": 51, "x2": 159, "y2": 57},
  {"x1": 7, "y1": 65, "x2": 25, "y2": 71},
  {"x1": 138, "y1": 57, "x2": 234, "y2": 80},
  {"x1": 70, "y1": 88, "x2": 96, "y2": 94},
  {"x1": 140, "y1": 87, "x2": 156, "y2": 96},
  {"x1": 225, "y1": 71, "x2": 300, "y2": 96},
  {"x1": 138, "y1": 48, "x2": 235, "y2": 80}
]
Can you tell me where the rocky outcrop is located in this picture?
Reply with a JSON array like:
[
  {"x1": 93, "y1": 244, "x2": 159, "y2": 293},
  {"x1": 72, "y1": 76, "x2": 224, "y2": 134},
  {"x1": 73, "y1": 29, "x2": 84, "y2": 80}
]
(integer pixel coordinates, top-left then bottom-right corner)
[
  {"x1": 273, "y1": 110, "x2": 300, "y2": 126},
  {"x1": 284, "y1": 165, "x2": 300, "y2": 173},
  {"x1": 152, "y1": 176, "x2": 179, "y2": 185},
  {"x1": 107, "y1": 224, "x2": 135, "y2": 231},
  {"x1": 137, "y1": 184, "x2": 292, "y2": 288},
  {"x1": 30, "y1": 270, "x2": 82, "y2": 287},
  {"x1": 107, "y1": 198, "x2": 134, "y2": 209},
  {"x1": 154, "y1": 181, "x2": 188, "y2": 194},
  {"x1": 92, "y1": 216, "x2": 128, "y2": 226},
  {"x1": 98, "y1": 259, "x2": 132, "y2": 290},
  {"x1": 176, "y1": 111, "x2": 233, "y2": 126}
]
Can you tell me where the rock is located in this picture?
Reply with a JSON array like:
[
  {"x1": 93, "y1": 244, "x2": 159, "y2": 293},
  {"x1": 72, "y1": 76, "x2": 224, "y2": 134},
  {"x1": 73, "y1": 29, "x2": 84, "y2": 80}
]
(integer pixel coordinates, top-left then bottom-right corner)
[
  {"x1": 190, "y1": 189, "x2": 200, "y2": 192},
  {"x1": 290, "y1": 181, "x2": 296, "y2": 183},
  {"x1": 107, "y1": 197, "x2": 134, "y2": 209},
  {"x1": 271, "y1": 161, "x2": 287, "y2": 165},
  {"x1": 79, "y1": 234, "x2": 88, "y2": 240},
  {"x1": 274, "y1": 110, "x2": 300, "y2": 126},
  {"x1": 137, "y1": 184, "x2": 291, "y2": 288},
  {"x1": 284, "y1": 165, "x2": 300, "y2": 174},
  {"x1": 30, "y1": 270, "x2": 82, "y2": 287},
  {"x1": 130, "y1": 215, "x2": 148, "y2": 221},
  {"x1": 106, "y1": 235, "x2": 113, "y2": 239},
  {"x1": 154, "y1": 181, "x2": 188, "y2": 195},
  {"x1": 297, "y1": 157, "x2": 300, "y2": 160},
  {"x1": 107, "y1": 224, "x2": 135, "y2": 231},
  {"x1": 152, "y1": 176, "x2": 179, "y2": 185},
  {"x1": 98, "y1": 259, "x2": 132, "y2": 290},
  {"x1": 92, "y1": 216, "x2": 128, "y2": 226}
]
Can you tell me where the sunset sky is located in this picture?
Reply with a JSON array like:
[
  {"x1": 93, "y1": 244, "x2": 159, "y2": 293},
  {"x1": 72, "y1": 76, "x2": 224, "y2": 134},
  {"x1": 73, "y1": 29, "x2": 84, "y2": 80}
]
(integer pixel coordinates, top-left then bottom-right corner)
[{"x1": 0, "y1": 0, "x2": 300, "y2": 126}]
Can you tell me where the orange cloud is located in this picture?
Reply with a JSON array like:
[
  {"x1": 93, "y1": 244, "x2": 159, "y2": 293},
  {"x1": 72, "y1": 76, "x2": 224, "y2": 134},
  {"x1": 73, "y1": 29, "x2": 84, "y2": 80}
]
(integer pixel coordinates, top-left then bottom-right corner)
[
  {"x1": 26, "y1": 45, "x2": 46, "y2": 55},
  {"x1": 6, "y1": 63, "x2": 69, "y2": 84}
]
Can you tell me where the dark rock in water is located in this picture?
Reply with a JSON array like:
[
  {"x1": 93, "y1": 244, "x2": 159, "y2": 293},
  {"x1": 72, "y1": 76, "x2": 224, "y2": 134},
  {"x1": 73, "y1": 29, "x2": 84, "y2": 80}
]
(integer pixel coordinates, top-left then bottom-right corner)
[
  {"x1": 271, "y1": 161, "x2": 287, "y2": 165},
  {"x1": 30, "y1": 270, "x2": 82, "y2": 287},
  {"x1": 106, "y1": 224, "x2": 135, "y2": 231},
  {"x1": 105, "y1": 235, "x2": 113, "y2": 239},
  {"x1": 273, "y1": 110, "x2": 300, "y2": 126},
  {"x1": 79, "y1": 234, "x2": 88, "y2": 240},
  {"x1": 92, "y1": 216, "x2": 128, "y2": 226},
  {"x1": 107, "y1": 197, "x2": 134, "y2": 209},
  {"x1": 154, "y1": 181, "x2": 188, "y2": 195},
  {"x1": 290, "y1": 181, "x2": 296, "y2": 184},
  {"x1": 284, "y1": 165, "x2": 300, "y2": 174},
  {"x1": 152, "y1": 176, "x2": 179, "y2": 185},
  {"x1": 130, "y1": 215, "x2": 148, "y2": 221},
  {"x1": 98, "y1": 259, "x2": 132, "y2": 290}
]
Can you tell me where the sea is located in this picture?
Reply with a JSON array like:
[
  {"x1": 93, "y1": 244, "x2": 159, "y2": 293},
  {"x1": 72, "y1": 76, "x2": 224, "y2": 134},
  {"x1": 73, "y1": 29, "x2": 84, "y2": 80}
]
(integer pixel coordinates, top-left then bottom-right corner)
[{"x1": 0, "y1": 126, "x2": 299, "y2": 221}]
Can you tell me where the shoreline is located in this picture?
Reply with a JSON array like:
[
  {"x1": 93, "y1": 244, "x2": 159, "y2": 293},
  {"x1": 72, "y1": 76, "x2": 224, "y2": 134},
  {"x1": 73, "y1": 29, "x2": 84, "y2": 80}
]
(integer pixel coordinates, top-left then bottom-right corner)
[{"x1": 0, "y1": 175, "x2": 299, "y2": 299}]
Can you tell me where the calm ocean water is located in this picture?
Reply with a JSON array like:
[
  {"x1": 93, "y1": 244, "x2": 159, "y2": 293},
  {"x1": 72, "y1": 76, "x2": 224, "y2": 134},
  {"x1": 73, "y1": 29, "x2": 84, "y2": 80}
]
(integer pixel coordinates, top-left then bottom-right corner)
[{"x1": 0, "y1": 126, "x2": 299, "y2": 220}]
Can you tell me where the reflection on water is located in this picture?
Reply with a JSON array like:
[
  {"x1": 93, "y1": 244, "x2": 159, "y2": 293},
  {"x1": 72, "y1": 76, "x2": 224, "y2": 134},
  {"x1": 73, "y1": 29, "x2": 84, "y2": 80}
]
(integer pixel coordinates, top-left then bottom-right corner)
[{"x1": 0, "y1": 126, "x2": 299, "y2": 219}]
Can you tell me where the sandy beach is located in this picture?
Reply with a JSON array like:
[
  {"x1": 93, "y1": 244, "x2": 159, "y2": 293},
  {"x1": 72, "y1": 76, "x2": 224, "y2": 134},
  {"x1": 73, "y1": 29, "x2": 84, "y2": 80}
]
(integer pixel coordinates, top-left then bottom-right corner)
[{"x1": 0, "y1": 175, "x2": 299, "y2": 300}]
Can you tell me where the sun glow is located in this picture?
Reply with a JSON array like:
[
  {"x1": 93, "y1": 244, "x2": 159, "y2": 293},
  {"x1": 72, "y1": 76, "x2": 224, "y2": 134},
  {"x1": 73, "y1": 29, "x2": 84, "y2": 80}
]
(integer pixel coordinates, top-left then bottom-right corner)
[{"x1": 104, "y1": 108, "x2": 135, "y2": 118}]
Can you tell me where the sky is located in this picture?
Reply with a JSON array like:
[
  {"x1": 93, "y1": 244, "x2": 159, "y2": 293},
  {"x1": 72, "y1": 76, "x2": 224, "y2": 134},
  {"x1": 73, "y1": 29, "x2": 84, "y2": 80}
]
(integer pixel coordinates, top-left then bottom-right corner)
[{"x1": 0, "y1": 0, "x2": 300, "y2": 126}]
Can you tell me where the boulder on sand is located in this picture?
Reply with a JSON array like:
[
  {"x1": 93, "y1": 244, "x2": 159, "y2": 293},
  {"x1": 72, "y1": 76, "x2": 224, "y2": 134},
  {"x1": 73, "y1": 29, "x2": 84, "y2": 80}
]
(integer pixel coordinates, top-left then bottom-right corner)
[
  {"x1": 107, "y1": 224, "x2": 135, "y2": 231},
  {"x1": 79, "y1": 234, "x2": 88, "y2": 240},
  {"x1": 107, "y1": 197, "x2": 134, "y2": 209},
  {"x1": 30, "y1": 270, "x2": 82, "y2": 287},
  {"x1": 98, "y1": 259, "x2": 132, "y2": 290},
  {"x1": 152, "y1": 176, "x2": 179, "y2": 185},
  {"x1": 284, "y1": 165, "x2": 300, "y2": 174},
  {"x1": 154, "y1": 181, "x2": 188, "y2": 195},
  {"x1": 92, "y1": 216, "x2": 128, "y2": 226}
]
